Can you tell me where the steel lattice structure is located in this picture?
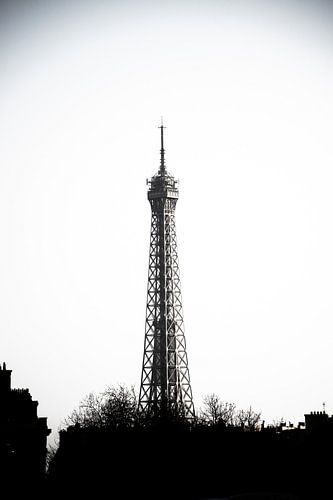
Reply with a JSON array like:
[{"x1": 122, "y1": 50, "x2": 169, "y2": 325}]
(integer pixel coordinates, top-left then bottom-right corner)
[{"x1": 139, "y1": 124, "x2": 195, "y2": 419}]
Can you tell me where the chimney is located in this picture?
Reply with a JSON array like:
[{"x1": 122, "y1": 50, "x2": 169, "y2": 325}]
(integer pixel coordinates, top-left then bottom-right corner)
[{"x1": 0, "y1": 362, "x2": 12, "y2": 393}]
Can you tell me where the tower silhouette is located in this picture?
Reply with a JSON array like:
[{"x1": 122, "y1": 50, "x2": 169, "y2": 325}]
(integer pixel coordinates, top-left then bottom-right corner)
[{"x1": 139, "y1": 123, "x2": 195, "y2": 419}]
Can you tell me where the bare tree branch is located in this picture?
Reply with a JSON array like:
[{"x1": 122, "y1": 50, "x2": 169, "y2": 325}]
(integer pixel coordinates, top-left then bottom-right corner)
[{"x1": 200, "y1": 394, "x2": 261, "y2": 430}]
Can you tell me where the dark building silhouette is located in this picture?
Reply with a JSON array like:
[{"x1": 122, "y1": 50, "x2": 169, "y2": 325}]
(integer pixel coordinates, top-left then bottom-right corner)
[
  {"x1": 49, "y1": 412, "x2": 333, "y2": 500},
  {"x1": 0, "y1": 362, "x2": 51, "y2": 484},
  {"x1": 304, "y1": 410, "x2": 333, "y2": 432}
]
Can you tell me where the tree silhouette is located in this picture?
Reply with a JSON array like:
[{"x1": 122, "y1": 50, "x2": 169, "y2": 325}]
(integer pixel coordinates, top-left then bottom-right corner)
[
  {"x1": 64, "y1": 385, "x2": 138, "y2": 430},
  {"x1": 62, "y1": 387, "x2": 261, "y2": 433},
  {"x1": 200, "y1": 393, "x2": 261, "y2": 430},
  {"x1": 200, "y1": 393, "x2": 236, "y2": 426},
  {"x1": 234, "y1": 406, "x2": 261, "y2": 430}
]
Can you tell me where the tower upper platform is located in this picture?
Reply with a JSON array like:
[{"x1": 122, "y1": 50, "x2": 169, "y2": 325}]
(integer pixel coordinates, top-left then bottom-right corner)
[{"x1": 147, "y1": 123, "x2": 179, "y2": 201}]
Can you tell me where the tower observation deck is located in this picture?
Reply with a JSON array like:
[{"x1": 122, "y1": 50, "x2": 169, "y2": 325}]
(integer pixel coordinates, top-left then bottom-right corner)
[{"x1": 138, "y1": 124, "x2": 195, "y2": 419}]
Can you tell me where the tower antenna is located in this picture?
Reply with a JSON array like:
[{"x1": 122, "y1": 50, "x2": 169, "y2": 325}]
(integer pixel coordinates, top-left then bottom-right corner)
[{"x1": 158, "y1": 117, "x2": 166, "y2": 175}]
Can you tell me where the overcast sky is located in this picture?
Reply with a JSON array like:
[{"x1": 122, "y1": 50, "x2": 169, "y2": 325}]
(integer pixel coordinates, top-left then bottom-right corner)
[{"x1": 1, "y1": 0, "x2": 333, "y2": 443}]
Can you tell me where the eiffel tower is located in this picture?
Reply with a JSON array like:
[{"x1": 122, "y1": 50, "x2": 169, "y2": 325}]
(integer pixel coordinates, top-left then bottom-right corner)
[{"x1": 138, "y1": 123, "x2": 195, "y2": 419}]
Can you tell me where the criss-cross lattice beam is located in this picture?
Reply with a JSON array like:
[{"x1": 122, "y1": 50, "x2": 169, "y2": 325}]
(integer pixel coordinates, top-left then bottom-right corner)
[{"x1": 139, "y1": 162, "x2": 195, "y2": 419}]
